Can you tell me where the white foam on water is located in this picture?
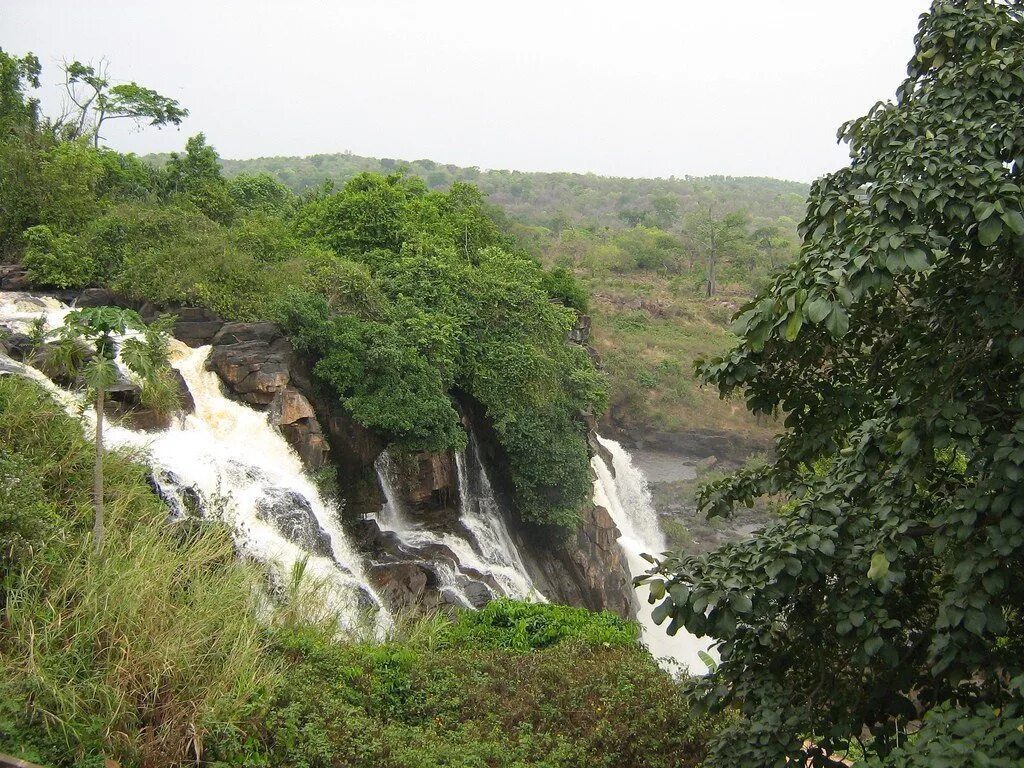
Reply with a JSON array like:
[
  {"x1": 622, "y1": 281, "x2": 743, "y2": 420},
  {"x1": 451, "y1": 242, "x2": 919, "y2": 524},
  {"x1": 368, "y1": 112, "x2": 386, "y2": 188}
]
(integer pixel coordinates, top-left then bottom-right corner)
[
  {"x1": 593, "y1": 435, "x2": 716, "y2": 673},
  {"x1": 0, "y1": 291, "x2": 391, "y2": 636}
]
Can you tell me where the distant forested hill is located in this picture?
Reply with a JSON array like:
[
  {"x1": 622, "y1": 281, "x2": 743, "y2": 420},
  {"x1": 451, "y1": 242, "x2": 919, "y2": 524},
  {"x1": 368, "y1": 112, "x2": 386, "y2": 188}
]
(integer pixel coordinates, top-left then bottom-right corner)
[{"x1": 151, "y1": 151, "x2": 809, "y2": 230}]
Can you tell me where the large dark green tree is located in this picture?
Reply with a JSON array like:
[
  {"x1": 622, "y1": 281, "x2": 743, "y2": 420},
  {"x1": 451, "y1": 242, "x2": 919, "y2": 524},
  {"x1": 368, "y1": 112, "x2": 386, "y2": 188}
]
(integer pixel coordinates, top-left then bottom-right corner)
[{"x1": 647, "y1": 2, "x2": 1024, "y2": 765}]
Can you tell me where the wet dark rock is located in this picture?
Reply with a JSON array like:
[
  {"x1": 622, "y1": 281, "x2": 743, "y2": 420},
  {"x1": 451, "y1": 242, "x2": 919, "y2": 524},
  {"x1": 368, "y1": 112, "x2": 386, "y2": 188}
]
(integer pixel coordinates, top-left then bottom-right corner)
[
  {"x1": 102, "y1": 368, "x2": 194, "y2": 431},
  {"x1": 149, "y1": 468, "x2": 205, "y2": 520},
  {"x1": 368, "y1": 561, "x2": 436, "y2": 608},
  {"x1": 0, "y1": 332, "x2": 33, "y2": 360},
  {"x1": 254, "y1": 487, "x2": 333, "y2": 559},
  {"x1": 74, "y1": 288, "x2": 134, "y2": 309},
  {"x1": 0, "y1": 264, "x2": 30, "y2": 291},
  {"x1": 460, "y1": 580, "x2": 493, "y2": 608},
  {"x1": 28, "y1": 341, "x2": 93, "y2": 388}
]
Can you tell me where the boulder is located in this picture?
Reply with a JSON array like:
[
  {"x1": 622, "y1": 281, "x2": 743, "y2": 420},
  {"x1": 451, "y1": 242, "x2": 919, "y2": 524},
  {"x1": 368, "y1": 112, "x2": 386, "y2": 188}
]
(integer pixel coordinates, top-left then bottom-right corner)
[
  {"x1": 207, "y1": 322, "x2": 291, "y2": 405},
  {"x1": 254, "y1": 487, "x2": 334, "y2": 559},
  {"x1": 368, "y1": 561, "x2": 436, "y2": 608},
  {"x1": 75, "y1": 288, "x2": 133, "y2": 309},
  {"x1": 0, "y1": 264, "x2": 30, "y2": 291},
  {"x1": 0, "y1": 332, "x2": 33, "y2": 360},
  {"x1": 103, "y1": 369, "x2": 195, "y2": 431}
]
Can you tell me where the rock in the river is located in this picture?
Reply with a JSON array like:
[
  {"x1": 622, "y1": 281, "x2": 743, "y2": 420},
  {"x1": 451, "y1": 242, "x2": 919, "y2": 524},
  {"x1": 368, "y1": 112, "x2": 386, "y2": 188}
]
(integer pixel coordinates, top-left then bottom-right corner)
[
  {"x1": 254, "y1": 487, "x2": 333, "y2": 558},
  {"x1": 0, "y1": 332, "x2": 33, "y2": 360},
  {"x1": 460, "y1": 580, "x2": 494, "y2": 609},
  {"x1": 75, "y1": 288, "x2": 133, "y2": 309},
  {"x1": 368, "y1": 561, "x2": 436, "y2": 608},
  {"x1": 207, "y1": 322, "x2": 292, "y2": 405},
  {"x1": 103, "y1": 370, "x2": 195, "y2": 431}
]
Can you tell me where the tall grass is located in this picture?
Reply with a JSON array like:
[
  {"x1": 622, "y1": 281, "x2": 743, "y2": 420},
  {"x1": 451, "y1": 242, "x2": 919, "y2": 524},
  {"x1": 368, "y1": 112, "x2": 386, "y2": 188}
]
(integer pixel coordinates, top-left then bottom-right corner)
[{"x1": 0, "y1": 377, "x2": 279, "y2": 767}]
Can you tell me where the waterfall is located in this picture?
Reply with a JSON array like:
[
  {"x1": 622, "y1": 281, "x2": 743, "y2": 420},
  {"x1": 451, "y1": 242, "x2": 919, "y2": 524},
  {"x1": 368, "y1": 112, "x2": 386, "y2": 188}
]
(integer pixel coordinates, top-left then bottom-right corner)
[
  {"x1": 592, "y1": 435, "x2": 714, "y2": 673},
  {"x1": 454, "y1": 438, "x2": 537, "y2": 597},
  {"x1": 373, "y1": 441, "x2": 543, "y2": 605},
  {"x1": 0, "y1": 291, "x2": 390, "y2": 635}
]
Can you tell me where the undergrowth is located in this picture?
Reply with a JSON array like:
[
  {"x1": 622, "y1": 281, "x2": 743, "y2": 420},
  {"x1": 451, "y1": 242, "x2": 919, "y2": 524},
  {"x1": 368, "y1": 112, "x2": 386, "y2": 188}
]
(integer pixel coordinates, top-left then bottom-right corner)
[{"x1": 0, "y1": 376, "x2": 728, "y2": 767}]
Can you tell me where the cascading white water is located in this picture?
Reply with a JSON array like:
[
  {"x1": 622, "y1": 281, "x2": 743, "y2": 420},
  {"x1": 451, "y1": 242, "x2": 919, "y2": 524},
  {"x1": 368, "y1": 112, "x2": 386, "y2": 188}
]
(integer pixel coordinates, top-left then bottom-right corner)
[
  {"x1": 0, "y1": 291, "x2": 390, "y2": 635},
  {"x1": 373, "y1": 446, "x2": 543, "y2": 605},
  {"x1": 592, "y1": 434, "x2": 714, "y2": 673},
  {"x1": 454, "y1": 440, "x2": 539, "y2": 598}
]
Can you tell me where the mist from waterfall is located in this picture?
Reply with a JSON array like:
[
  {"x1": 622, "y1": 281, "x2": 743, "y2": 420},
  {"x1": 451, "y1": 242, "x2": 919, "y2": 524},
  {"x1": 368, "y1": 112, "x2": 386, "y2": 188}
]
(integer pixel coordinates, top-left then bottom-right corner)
[
  {"x1": 0, "y1": 291, "x2": 390, "y2": 636},
  {"x1": 592, "y1": 434, "x2": 714, "y2": 673}
]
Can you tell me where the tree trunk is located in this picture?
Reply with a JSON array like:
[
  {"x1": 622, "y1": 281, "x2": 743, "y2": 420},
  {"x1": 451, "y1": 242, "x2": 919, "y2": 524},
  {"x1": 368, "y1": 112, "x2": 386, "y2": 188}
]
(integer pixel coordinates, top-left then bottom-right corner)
[
  {"x1": 93, "y1": 388, "x2": 105, "y2": 551},
  {"x1": 706, "y1": 225, "x2": 718, "y2": 298}
]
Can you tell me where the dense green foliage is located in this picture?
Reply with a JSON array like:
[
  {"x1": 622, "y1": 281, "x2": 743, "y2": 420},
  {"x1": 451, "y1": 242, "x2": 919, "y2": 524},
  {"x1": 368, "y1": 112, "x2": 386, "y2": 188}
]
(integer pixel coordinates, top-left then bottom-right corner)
[
  {"x1": 648, "y1": 2, "x2": 1024, "y2": 764},
  {"x1": 0, "y1": 49, "x2": 605, "y2": 529},
  {"x1": 436, "y1": 598, "x2": 639, "y2": 651},
  {"x1": 163, "y1": 123, "x2": 811, "y2": 439},
  {"x1": 205, "y1": 610, "x2": 727, "y2": 768}
]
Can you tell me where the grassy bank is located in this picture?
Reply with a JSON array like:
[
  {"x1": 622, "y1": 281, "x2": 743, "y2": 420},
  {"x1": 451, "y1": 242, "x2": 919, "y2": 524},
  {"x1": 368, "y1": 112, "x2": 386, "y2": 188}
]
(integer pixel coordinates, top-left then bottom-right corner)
[{"x1": 0, "y1": 376, "x2": 728, "y2": 767}]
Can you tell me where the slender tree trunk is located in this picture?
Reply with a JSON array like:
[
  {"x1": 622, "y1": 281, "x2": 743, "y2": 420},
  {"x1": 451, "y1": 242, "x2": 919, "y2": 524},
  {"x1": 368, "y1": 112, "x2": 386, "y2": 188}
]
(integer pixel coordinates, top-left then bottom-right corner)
[
  {"x1": 706, "y1": 227, "x2": 718, "y2": 298},
  {"x1": 93, "y1": 388, "x2": 105, "y2": 551},
  {"x1": 707, "y1": 252, "x2": 717, "y2": 298}
]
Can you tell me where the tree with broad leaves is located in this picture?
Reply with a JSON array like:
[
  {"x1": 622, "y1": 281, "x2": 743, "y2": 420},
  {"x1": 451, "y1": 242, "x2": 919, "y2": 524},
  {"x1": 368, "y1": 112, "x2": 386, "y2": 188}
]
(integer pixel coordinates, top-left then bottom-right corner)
[
  {"x1": 644, "y1": 1, "x2": 1024, "y2": 765},
  {"x1": 61, "y1": 59, "x2": 187, "y2": 148},
  {"x1": 51, "y1": 308, "x2": 176, "y2": 550}
]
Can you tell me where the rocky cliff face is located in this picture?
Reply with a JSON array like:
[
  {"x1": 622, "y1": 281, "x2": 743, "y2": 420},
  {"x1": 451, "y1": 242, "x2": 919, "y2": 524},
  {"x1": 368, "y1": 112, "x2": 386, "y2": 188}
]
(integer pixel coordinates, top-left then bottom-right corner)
[
  {"x1": 24, "y1": 288, "x2": 636, "y2": 618},
  {"x1": 200, "y1": 318, "x2": 634, "y2": 616}
]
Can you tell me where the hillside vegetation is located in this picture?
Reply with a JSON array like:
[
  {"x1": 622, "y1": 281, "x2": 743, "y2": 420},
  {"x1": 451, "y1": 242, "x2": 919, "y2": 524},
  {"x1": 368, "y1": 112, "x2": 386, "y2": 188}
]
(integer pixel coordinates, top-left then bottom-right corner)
[
  {"x1": 0, "y1": 48, "x2": 614, "y2": 531},
  {"x1": 210, "y1": 153, "x2": 808, "y2": 443}
]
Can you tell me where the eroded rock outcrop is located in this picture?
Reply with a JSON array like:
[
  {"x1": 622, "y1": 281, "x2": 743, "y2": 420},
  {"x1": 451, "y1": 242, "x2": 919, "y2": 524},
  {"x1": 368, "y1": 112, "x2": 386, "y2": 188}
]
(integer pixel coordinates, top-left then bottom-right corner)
[{"x1": 207, "y1": 322, "x2": 291, "y2": 406}]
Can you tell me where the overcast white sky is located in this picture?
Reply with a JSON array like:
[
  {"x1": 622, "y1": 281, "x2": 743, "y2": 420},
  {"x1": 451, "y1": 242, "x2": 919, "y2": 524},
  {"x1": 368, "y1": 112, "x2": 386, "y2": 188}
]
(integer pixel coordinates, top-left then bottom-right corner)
[{"x1": 4, "y1": 0, "x2": 931, "y2": 182}]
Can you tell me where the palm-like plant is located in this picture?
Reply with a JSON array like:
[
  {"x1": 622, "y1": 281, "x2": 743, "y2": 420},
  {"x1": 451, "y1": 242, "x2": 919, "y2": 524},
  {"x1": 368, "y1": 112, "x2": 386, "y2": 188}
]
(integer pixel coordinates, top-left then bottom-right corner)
[{"x1": 51, "y1": 307, "x2": 177, "y2": 550}]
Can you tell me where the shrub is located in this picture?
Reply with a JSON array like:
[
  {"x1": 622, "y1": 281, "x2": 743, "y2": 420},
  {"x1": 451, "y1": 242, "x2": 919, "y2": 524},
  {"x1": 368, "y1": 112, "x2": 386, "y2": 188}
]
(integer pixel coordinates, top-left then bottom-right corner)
[
  {"x1": 439, "y1": 599, "x2": 639, "y2": 651},
  {"x1": 21, "y1": 224, "x2": 94, "y2": 288},
  {"x1": 205, "y1": 608, "x2": 730, "y2": 768},
  {"x1": 541, "y1": 266, "x2": 589, "y2": 313}
]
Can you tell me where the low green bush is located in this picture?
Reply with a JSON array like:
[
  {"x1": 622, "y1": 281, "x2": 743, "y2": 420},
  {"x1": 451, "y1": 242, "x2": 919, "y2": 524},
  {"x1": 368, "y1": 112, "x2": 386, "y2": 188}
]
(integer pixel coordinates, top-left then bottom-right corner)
[
  {"x1": 439, "y1": 599, "x2": 639, "y2": 651},
  {"x1": 205, "y1": 611, "x2": 729, "y2": 768}
]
